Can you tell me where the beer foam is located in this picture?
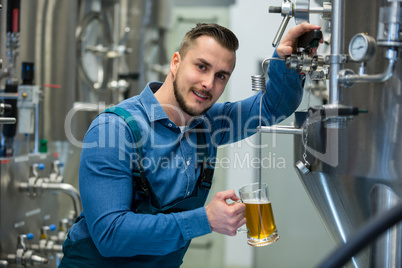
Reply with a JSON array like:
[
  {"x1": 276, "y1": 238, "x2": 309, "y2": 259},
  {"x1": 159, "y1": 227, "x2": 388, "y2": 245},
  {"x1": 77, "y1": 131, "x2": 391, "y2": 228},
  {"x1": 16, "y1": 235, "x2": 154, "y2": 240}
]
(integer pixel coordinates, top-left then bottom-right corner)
[{"x1": 243, "y1": 199, "x2": 269, "y2": 204}]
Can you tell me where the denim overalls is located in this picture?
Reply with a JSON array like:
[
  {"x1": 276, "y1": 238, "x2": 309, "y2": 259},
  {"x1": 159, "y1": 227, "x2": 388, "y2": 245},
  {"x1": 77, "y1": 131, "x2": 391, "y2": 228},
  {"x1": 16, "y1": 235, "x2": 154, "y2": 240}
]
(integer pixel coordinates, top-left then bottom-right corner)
[{"x1": 59, "y1": 107, "x2": 214, "y2": 268}]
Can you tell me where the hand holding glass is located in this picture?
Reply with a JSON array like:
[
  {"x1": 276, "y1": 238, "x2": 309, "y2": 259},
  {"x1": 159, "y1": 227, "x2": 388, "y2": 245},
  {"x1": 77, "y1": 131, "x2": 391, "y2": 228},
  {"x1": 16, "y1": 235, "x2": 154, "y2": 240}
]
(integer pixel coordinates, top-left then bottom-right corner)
[{"x1": 238, "y1": 182, "x2": 279, "y2": 247}]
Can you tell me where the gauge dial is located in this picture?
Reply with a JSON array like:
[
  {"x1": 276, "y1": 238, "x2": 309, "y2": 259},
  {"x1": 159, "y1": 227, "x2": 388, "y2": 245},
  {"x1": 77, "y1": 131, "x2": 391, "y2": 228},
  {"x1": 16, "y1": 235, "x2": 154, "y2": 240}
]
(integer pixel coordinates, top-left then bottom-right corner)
[{"x1": 348, "y1": 33, "x2": 377, "y2": 62}]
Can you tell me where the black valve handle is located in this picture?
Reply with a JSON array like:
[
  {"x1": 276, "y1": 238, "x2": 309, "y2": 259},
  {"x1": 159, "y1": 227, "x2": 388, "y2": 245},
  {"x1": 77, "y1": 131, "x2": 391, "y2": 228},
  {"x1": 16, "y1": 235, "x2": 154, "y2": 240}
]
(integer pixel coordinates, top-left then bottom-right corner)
[{"x1": 297, "y1": 29, "x2": 323, "y2": 51}]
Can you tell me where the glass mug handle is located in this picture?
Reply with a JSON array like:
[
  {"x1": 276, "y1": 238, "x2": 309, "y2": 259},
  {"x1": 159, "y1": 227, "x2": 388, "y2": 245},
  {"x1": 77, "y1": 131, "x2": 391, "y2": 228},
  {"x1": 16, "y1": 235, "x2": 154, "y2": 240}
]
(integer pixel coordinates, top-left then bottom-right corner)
[{"x1": 229, "y1": 200, "x2": 248, "y2": 233}]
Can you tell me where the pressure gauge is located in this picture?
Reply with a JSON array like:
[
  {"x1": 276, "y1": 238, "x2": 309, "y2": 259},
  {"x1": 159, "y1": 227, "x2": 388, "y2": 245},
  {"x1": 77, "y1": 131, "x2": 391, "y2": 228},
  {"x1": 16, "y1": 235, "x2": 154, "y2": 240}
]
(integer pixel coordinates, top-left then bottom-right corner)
[{"x1": 348, "y1": 33, "x2": 377, "y2": 62}]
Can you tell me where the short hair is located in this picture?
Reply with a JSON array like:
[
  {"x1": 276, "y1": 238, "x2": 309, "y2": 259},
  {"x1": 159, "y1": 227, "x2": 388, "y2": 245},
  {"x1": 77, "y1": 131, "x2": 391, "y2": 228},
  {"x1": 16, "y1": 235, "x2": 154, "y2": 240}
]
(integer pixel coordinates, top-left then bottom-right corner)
[{"x1": 178, "y1": 23, "x2": 239, "y2": 57}]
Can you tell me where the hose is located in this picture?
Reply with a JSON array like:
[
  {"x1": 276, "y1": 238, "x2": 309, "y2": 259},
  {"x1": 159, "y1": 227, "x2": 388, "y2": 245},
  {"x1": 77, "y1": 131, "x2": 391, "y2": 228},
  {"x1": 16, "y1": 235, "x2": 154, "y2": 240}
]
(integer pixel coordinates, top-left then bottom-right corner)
[{"x1": 317, "y1": 201, "x2": 402, "y2": 268}]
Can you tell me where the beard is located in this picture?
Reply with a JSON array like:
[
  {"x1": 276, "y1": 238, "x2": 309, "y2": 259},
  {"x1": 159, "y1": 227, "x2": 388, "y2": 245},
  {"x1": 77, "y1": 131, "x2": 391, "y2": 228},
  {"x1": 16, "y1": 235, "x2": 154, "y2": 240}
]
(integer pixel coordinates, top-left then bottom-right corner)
[{"x1": 173, "y1": 72, "x2": 212, "y2": 117}]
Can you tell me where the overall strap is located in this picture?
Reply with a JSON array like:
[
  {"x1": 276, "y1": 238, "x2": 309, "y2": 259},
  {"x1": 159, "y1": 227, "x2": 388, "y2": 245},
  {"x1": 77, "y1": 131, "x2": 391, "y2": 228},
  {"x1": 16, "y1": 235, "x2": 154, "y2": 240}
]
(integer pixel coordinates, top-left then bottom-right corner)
[
  {"x1": 196, "y1": 128, "x2": 214, "y2": 189},
  {"x1": 102, "y1": 107, "x2": 214, "y2": 205},
  {"x1": 102, "y1": 107, "x2": 150, "y2": 197}
]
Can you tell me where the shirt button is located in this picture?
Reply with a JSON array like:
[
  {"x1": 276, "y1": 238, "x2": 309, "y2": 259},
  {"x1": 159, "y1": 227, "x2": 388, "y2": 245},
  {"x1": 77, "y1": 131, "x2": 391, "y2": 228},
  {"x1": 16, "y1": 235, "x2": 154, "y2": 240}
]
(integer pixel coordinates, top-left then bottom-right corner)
[
  {"x1": 187, "y1": 191, "x2": 191, "y2": 196},
  {"x1": 186, "y1": 160, "x2": 190, "y2": 166},
  {"x1": 168, "y1": 123, "x2": 173, "y2": 127}
]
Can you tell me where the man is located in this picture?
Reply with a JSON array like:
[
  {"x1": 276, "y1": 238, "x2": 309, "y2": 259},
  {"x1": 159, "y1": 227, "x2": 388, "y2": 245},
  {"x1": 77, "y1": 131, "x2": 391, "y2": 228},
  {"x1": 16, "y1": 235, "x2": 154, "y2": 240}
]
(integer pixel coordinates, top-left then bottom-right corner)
[{"x1": 60, "y1": 22, "x2": 321, "y2": 267}]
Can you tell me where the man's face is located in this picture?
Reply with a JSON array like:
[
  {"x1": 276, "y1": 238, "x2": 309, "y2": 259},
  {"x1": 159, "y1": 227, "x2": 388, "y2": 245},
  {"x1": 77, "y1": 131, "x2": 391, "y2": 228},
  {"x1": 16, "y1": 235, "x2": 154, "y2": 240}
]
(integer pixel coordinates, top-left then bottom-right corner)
[{"x1": 172, "y1": 36, "x2": 236, "y2": 117}]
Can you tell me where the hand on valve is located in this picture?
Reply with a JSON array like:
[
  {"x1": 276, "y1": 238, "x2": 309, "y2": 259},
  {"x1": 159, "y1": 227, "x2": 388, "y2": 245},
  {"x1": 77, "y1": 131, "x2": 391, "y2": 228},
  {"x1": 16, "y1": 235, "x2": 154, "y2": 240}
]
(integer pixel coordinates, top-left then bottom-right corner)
[
  {"x1": 205, "y1": 190, "x2": 246, "y2": 236},
  {"x1": 276, "y1": 22, "x2": 323, "y2": 58}
]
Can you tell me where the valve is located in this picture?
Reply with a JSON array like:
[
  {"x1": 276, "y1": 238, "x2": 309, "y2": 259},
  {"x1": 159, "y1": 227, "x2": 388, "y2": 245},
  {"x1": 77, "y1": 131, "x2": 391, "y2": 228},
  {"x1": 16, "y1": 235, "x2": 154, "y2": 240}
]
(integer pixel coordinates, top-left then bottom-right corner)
[
  {"x1": 6, "y1": 233, "x2": 48, "y2": 267},
  {"x1": 30, "y1": 163, "x2": 44, "y2": 180},
  {"x1": 54, "y1": 219, "x2": 70, "y2": 243},
  {"x1": 40, "y1": 224, "x2": 56, "y2": 241},
  {"x1": 269, "y1": 0, "x2": 332, "y2": 46},
  {"x1": 284, "y1": 29, "x2": 329, "y2": 80},
  {"x1": 30, "y1": 224, "x2": 63, "y2": 255},
  {"x1": 49, "y1": 160, "x2": 63, "y2": 183}
]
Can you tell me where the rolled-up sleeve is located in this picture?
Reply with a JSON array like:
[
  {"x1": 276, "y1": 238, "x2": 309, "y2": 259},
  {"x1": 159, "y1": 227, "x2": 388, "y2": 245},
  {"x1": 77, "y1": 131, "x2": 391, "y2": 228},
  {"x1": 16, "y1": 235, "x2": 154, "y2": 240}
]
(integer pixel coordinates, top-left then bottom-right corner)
[{"x1": 207, "y1": 49, "x2": 304, "y2": 147}]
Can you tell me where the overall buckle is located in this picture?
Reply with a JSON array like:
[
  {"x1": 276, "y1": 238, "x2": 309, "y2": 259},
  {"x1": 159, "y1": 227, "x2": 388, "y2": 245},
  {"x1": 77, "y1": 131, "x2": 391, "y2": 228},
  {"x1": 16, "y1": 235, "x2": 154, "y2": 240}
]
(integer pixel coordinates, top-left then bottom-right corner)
[
  {"x1": 133, "y1": 171, "x2": 150, "y2": 197},
  {"x1": 199, "y1": 162, "x2": 214, "y2": 189}
]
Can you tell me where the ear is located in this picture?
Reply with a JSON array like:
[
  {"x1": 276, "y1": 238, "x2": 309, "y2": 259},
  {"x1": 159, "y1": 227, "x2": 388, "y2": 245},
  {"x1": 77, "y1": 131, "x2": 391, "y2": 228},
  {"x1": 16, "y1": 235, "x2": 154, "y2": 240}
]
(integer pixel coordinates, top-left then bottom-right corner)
[{"x1": 170, "y1": 52, "x2": 181, "y2": 78}]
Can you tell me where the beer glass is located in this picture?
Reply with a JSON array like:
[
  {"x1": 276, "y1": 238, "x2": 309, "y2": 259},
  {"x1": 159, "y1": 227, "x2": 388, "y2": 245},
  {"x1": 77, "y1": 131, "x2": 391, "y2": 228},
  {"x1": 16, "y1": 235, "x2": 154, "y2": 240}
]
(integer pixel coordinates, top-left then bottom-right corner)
[{"x1": 238, "y1": 182, "x2": 279, "y2": 247}]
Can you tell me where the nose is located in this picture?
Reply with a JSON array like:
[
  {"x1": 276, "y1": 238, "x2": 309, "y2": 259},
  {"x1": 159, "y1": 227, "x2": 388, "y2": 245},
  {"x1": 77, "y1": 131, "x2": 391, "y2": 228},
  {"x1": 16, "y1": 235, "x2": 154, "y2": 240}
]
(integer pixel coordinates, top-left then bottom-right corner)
[{"x1": 201, "y1": 73, "x2": 214, "y2": 90}]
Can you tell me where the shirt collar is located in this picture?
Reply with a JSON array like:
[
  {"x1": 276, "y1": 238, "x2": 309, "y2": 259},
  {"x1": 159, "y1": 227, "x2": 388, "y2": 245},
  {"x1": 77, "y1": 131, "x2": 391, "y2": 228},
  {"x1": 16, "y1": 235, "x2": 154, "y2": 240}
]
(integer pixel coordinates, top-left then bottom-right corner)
[
  {"x1": 139, "y1": 81, "x2": 207, "y2": 129},
  {"x1": 139, "y1": 82, "x2": 168, "y2": 123}
]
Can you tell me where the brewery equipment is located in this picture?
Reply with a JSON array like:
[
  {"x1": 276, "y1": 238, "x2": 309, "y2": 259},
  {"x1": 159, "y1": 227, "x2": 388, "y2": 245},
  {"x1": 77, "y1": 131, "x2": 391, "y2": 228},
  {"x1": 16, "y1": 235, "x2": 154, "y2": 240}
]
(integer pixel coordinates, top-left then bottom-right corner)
[
  {"x1": 261, "y1": 0, "x2": 402, "y2": 266},
  {"x1": 0, "y1": 0, "x2": 171, "y2": 267}
]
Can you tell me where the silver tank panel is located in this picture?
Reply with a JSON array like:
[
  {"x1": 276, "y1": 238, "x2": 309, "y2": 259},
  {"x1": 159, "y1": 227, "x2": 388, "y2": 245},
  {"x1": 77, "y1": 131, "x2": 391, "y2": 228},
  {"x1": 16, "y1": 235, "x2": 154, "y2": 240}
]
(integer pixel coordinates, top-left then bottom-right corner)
[{"x1": 294, "y1": 0, "x2": 402, "y2": 266}]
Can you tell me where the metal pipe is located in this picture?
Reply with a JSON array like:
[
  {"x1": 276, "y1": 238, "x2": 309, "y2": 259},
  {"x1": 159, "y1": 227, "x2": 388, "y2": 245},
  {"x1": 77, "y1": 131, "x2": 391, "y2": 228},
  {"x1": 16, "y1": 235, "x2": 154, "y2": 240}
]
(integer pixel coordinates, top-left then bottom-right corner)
[
  {"x1": 19, "y1": 182, "x2": 82, "y2": 217},
  {"x1": 30, "y1": 243, "x2": 63, "y2": 253},
  {"x1": 0, "y1": 92, "x2": 18, "y2": 99},
  {"x1": 339, "y1": 58, "x2": 397, "y2": 85},
  {"x1": 33, "y1": 103, "x2": 39, "y2": 154},
  {"x1": 40, "y1": 183, "x2": 82, "y2": 217},
  {"x1": 272, "y1": 15, "x2": 291, "y2": 47},
  {"x1": 309, "y1": 7, "x2": 325, "y2": 14},
  {"x1": 72, "y1": 102, "x2": 101, "y2": 112},
  {"x1": 0, "y1": 118, "x2": 16, "y2": 124},
  {"x1": 329, "y1": 0, "x2": 342, "y2": 104},
  {"x1": 317, "y1": 201, "x2": 402, "y2": 268},
  {"x1": 257, "y1": 125, "x2": 303, "y2": 135}
]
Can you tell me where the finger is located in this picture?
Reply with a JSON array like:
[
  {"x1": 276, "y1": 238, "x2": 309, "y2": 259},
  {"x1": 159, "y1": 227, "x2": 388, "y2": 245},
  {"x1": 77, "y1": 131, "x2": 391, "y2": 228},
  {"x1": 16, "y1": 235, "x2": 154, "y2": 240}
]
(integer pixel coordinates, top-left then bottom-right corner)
[
  {"x1": 228, "y1": 200, "x2": 241, "y2": 206},
  {"x1": 231, "y1": 202, "x2": 246, "y2": 214},
  {"x1": 298, "y1": 22, "x2": 321, "y2": 32},
  {"x1": 217, "y1": 189, "x2": 239, "y2": 201},
  {"x1": 235, "y1": 217, "x2": 247, "y2": 229},
  {"x1": 283, "y1": 22, "x2": 321, "y2": 43},
  {"x1": 310, "y1": 47, "x2": 318, "y2": 56},
  {"x1": 280, "y1": 46, "x2": 293, "y2": 56},
  {"x1": 278, "y1": 23, "x2": 323, "y2": 57}
]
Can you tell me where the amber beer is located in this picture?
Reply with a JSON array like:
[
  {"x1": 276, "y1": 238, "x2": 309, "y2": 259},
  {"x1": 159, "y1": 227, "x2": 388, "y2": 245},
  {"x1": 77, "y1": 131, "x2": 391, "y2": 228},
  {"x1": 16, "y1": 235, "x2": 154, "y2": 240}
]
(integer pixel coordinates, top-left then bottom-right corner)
[
  {"x1": 244, "y1": 199, "x2": 277, "y2": 240},
  {"x1": 239, "y1": 182, "x2": 279, "y2": 246}
]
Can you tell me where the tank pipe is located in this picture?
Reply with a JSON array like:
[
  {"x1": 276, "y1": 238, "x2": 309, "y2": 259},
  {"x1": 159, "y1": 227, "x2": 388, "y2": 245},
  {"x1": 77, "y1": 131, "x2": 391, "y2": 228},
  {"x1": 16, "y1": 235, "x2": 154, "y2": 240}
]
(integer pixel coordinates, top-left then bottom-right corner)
[
  {"x1": 329, "y1": 0, "x2": 342, "y2": 104},
  {"x1": 0, "y1": 93, "x2": 18, "y2": 99},
  {"x1": 0, "y1": 118, "x2": 16, "y2": 124},
  {"x1": 34, "y1": 102, "x2": 39, "y2": 154},
  {"x1": 309, "y1": 7, "x2": 327, "y2": 14},
  {"x1": 339, "y1": 57, "x2": 397, "y2": 85},
  {"x1": 40, "y1": 183, "x2": 82, "y2": 217},
  {"x1": 71, "y1": 102, "x2": 102, "y2": 112},
  {"x1": 30, "y1": 243, "x2": 63, "y2": 253},
  {"x1": 19, "y1": 182, "x2": 82, "y2": 217},
  {"x1": 317, "y1": 201, "x2": 402, "y2": 268},
  {"x1": 257, "y1": 125, "x2": 303, "y2": 135}
]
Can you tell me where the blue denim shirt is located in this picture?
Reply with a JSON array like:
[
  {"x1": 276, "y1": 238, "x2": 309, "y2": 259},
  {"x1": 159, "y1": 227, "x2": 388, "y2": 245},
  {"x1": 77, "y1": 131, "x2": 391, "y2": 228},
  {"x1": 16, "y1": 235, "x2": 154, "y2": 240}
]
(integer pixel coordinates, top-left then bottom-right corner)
[{"x1": 71, "y1": 51, "x2": 304, "y2": 257}]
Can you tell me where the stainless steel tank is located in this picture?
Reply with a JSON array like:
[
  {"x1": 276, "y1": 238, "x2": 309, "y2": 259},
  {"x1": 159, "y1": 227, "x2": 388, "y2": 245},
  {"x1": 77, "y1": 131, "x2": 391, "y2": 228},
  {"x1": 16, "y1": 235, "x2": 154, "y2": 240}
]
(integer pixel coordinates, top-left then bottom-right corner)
[{"x1": 293, "y1": 0, "x2": 402, "y2": 266}]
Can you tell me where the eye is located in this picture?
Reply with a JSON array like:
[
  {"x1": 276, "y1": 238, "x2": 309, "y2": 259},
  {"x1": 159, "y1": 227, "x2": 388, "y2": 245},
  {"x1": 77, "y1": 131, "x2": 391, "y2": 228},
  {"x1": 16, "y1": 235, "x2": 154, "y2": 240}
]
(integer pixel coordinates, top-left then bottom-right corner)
[
  {"x1": 216, "y1": 73, "x2": 226, "y2": 80},
  {"x1": 197, "y1": 64, "x2": 206, "y2": 71}
]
